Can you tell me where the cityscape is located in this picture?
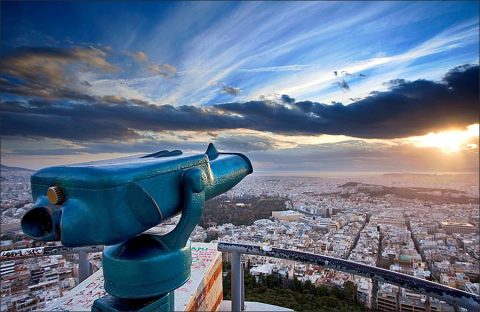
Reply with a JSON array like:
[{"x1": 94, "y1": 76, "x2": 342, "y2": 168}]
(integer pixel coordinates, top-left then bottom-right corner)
[
  {"x1": 1, "y1": 165, "x2": 478, "y2": 311},
  {"x1": 1, "y1": 1, "x2": 479, "y2": 311}
]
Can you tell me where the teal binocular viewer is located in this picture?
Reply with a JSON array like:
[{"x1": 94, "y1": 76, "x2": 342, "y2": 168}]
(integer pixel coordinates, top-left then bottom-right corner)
[{"x1": 21, "y1": 144, "x2": 252, "y2": 311}]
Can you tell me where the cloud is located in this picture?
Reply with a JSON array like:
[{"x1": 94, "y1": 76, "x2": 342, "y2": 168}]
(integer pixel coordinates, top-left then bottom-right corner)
[
  {"x1": 72, "y1": 47, "x2": 118, "y2": 72},
  {"x1": 1, "y1": 107, "x2": 139, "y2": 141},
  {"x1": 214, "y1": 135, "x2": 279, "y2": 152},
  {"x1": 251, "y1": 18, "x2": 478, "y2": 101},
  {"x1": 248, "y1": 139, "x2": 479, "y2": 173},
  {"x1": 280, "y1": 94, "x2": 295, "y2": 104},
  {"x1": 148, "y1": 63, "x2": 177, "y2": 78},
  {"x1": 333, "y1": 79, "x2": 350, "y2": 92},
  {"x1": 1, "y1": 64, "x2": 478, "y2": 141},
  {"x1": 220, "y1": 84, "x2": 241, "y2": 96},
  {"x1": 132, "y1": 51, "x2": 148, "y2": 62},
  {"x1": 0, "y1": 98, "x2": 246, "y2": 141},
  {"x1": 3, "y1": 138, "x2": 206, "y2": 156},
  {"x1": 0, "y1": 46, "x2": 118, "y2": 99},
  {"x1": 331, "y1": 70, "x2": 366, "y2": 92},
  {"x1": 219, "y1": 64, "x2": 479, "y2": 138},
  {"x1": 239, "y1": 64, "x2": 311, "y2": 73},
  {"x1": 101, "y1": 95, "x2": 129, "y2": 104}
]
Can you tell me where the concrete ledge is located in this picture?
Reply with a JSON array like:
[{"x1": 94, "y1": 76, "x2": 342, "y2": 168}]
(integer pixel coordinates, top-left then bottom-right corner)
[
  {"x1": 46, "y1": 243, "x2": 223, "y2": 311},
  {"x1": 219, "y1": 300, "x2": 293, "y2": 311}
]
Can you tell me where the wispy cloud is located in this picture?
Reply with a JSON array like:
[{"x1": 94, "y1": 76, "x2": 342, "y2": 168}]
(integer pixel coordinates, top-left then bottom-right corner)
[
  {"x1": 253, "y1": 19, "x2": 479, "y2": 101},
  {"x1": 1, "y1": 1, "x2": 478, "y2": 171},
  {"x1": 53, "y1": 4, "x2": 477, "y2": 107},
  {"x1": 239, "y1": 65, "x2": 311, "y2": 73},
  {"x1": 148, "y1": 63, "x2": 177, "y2": 78}
]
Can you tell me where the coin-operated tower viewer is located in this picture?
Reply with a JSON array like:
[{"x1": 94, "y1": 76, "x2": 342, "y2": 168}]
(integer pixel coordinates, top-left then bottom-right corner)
[{"x1": 21, "y1": 144, "x2": 253, "y2": 311}]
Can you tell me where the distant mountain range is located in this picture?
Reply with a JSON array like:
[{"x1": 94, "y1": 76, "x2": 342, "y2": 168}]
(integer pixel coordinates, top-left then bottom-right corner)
[
  {"x1": 0, "y1": 164, "x2": 35, "y2": 172},
  {"x1": 339, "y1": 181, "x2": 479, "y2": 204},
  {"x1": 383, "y1": 172, "x2": 479, "y2": 177}
]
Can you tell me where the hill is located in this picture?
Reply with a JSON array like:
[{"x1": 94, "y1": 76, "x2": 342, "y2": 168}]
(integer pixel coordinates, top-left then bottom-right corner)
[{"x1": 0, "y1": 164, "x2": 35, "y2": 172}]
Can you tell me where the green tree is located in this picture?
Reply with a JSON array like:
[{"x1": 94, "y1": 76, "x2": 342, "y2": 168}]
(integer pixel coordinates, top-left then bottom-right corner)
[{"x1": 223, "y1": 262, "x2": 367, "y2": 311}]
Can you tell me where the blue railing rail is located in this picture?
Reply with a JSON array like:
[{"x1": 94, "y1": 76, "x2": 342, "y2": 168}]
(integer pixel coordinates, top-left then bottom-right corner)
[
  {"x1": 218, "y1": 241, "x2": 480, "y2": 312},
  {"x1": 0, "y1": 246, "x2": 103, "y2": 282}
]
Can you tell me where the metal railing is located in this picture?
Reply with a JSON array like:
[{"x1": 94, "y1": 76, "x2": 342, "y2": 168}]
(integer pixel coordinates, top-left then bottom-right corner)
[
  {"x1": 3, "y1": 243, "x2": 479, "y2": 311},
  {"x1": 0, "y1": 245, "x2": 103, "y2": 282},
  {"x1": 218, "y1": 241, "x2": 480, "y2": 312}
]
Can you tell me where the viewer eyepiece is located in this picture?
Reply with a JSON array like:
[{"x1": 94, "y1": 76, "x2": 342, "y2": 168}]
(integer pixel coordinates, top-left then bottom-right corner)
[{"x1": 21, "y1": 206, "x2": 61, "y2": 241}]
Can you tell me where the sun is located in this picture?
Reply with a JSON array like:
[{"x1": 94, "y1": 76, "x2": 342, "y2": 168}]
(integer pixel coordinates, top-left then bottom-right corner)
[{"x1": 407, "y1": 124, "x2": 479, "y2": 153}]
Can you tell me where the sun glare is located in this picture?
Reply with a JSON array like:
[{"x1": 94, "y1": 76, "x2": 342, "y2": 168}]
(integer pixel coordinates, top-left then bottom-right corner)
[{"x1": 408, "y1": 124, "x2": 479, "y2": 153}]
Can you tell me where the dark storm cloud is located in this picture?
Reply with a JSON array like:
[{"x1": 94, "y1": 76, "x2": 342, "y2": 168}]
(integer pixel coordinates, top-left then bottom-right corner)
[
  {"x1": 280, "y1": 94, "x2": 295, "y2": 104},
  {"x1": 218, "y1": 64, "x2": 479, "y2": 138},
  {"x1": 0, "y1": 99, "x2": 246, "y2": 140},
  {"x1": 2, "y1": 108, "x2": 139, "y2": 140},
  {"x1": 1, "y1": 64, "x2": 478, "y2": 141}
]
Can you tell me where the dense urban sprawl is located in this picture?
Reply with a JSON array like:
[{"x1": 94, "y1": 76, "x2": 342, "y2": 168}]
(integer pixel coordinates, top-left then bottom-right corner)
[{"x1": 1, "y1": 166, "x2": 479, "y2": 311}]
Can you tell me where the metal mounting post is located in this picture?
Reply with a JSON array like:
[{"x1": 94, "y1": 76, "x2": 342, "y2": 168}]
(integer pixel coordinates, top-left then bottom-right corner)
[
  {"x1": 93, "y1": 169, "x2": 206, "y2": 311},
  {"x1": 78, "y1": 250, "x2": 91, "y2": 283},
  {"x1": 231, "y1": 251, "x2": 242, "y2": 312}
]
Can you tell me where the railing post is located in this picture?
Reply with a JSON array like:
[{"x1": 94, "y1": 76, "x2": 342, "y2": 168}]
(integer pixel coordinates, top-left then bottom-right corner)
[
  {"x1": 78, "y1": 250, "x2": 91, "y2": 283},
  {"x1": 425, "y1": 295, "x2": 431, "y2": 312},
  {"x1": 231, "y1": 251, "x2": 242, "y2": 312},
  {"x1": 371, "y1": 277, "x2": 378, "y2": 311},
  {"x1": 395, "y1": 287, "x2": 400, "y2": 312},
  {"x1": 241, "y1": 262, "x2": 245, "y2": 311}
]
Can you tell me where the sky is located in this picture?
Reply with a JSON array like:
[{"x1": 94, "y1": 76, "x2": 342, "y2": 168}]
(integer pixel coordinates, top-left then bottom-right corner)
[{"x1": 1, "y1": 1, "x2": 479, "y2": 173}]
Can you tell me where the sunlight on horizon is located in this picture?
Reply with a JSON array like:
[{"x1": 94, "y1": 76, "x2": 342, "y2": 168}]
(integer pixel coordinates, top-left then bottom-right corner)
[{"x1": 407, "y1": 124, "x2": 479, "y2": 153}]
